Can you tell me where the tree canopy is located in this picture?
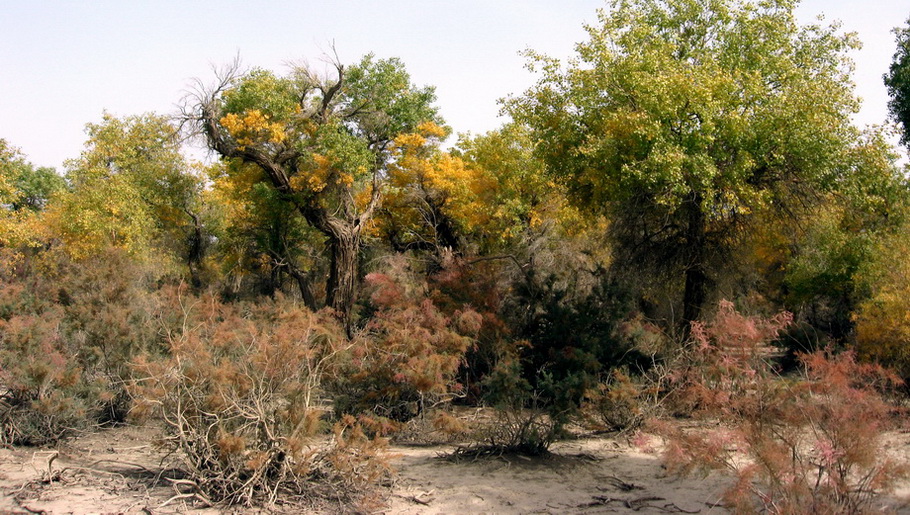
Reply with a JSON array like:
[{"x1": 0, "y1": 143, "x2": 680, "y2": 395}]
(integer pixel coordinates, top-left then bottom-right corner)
[
  {"x1": 192, "y1": 55, "x2": 442, "y2": 326},
  {"x1": 886, "y1": 16, "x2": 910, "y2": 147},
  {"x1": 508, "y1": 0, "x2": 867, "y2": 323}
]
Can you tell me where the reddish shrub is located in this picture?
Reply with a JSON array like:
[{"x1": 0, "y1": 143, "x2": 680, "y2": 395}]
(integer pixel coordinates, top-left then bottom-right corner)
[
  {"x1": 0, "y1": 246, "x2": 155, "y2": 444},
  {"x1": 0, "y1": 308, "x2": 98, "y2": 445},
  {"x1": 331, "y1": 262, "x2": 477, "y2": 423},
  {"x1": 648, "y1": 300, "x2": 906, "y2": 514}
]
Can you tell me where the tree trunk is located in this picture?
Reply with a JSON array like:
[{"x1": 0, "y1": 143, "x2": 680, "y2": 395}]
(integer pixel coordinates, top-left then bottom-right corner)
[
  {"x1": 325, "y1": 227, "x2": 360, "y2": 331},
  {"x1": 682, "y1": 196, "x2": 708, "y2": 326},
  {"x1": 184, "y1": 209, "x2": 205, "y2": 290},
  {"x1": 288, "y1": 266, "x2": 318, "y2": 311},
  {"x1": 682, "y1": 263, "x2": 707, "y2": 325}
]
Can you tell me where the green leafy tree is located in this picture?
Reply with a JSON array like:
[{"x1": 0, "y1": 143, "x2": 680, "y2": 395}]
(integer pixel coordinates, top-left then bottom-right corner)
[
  {"x1": 206, "y1": 160, "x2": 322, "y2": 306},
  {"x1": 0, "y1": 139, "x2": 65, "y2": 212},
  {"x1": 0, "y1": 140, "x2": 66, "y2": 247},
  {"x1": 885, "y1": 16, "x2": 910, "y2": 147},
  {"x1": 51, "y1": 113, "x2": 204, "y2": 273},
  {"x1": 509, "y1": 0, "x2": 865, "y2": 323},
  {"x1": 456, "y1": 124, "x2": 574, "y2": 253},
  {"x1": 782, "y1": 130, "x2": 907, "y2": 340},
  {"x1": 192, "y1": 55, "x2": 442, "y2": 327},
  {"x1": 377, "y1": 122, "x2": 560, "y2": 259}
]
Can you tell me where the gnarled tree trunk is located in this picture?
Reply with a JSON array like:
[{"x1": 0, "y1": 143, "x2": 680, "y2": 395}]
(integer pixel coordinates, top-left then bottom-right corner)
[{"x1": 325, "y1": 225, "x2": 361, "y2": 329}]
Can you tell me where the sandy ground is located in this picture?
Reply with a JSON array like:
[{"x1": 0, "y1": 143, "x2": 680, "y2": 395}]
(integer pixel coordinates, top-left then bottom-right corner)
[
  {"x1": 385, "y1": 437, "x2": 730, "y2": 514},
  {"x1": 1, "y1": 423, "x2": 909, "y2": 514}
]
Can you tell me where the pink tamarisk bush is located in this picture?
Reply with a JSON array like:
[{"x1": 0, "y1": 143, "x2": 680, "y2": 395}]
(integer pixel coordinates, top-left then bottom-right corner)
[{"x1": 648, "y1": 300, "x2": 907, "y2": 514}]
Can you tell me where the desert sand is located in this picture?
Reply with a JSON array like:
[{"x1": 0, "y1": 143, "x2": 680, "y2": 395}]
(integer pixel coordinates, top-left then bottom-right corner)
[{"x1": 1, "y1": 423, "x2": 909, "y2": 514}]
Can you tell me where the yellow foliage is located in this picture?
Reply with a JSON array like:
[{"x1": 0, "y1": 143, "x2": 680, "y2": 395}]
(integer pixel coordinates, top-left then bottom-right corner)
[
  {"x1": 854, "y1": 230, "x2": 910, "y2": 377},
  {"x1": 220, "y1": 110, "x2": 286, "y2": 148},
  {"x1": 290, "y1": 153, "x2": 333, "y2": 193},
  {"x1": 393, "y1": 132, "x2": 427, "y2": 149},
  {"x1": 379, "y1": 123, "x2": 588, "y2": 252},
  {"x1": 338, "y1": 172, "x2": 355, "y2": 187},
  {"x1": 416, "y1": 121, "x2": 447, "y2": 139},
  {"x1": 0, "y1": 209, "x2": 47, "y2": 249}
]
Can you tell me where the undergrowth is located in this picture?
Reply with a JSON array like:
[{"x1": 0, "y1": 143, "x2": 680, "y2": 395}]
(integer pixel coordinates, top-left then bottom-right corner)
[
  {"x1": 646, "y1": 300, "x2": 907, "y2": 514},
  {"x1": 131, "y1": 288, "x2": 391, "y2": 509}
]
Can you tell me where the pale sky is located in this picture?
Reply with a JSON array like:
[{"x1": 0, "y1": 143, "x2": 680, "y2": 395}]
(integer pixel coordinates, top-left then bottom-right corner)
[{"x1": 1, "y1": 1, "x2": 908, "y2": 171}]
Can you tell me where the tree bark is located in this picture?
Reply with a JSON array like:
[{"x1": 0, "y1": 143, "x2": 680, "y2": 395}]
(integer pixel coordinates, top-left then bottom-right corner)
[
  {"x1": 682, "y1": 263, "x2": 707, "y2": 325},
  {"x1": 184, "y1": 208, "x2": 205, "y2": 289},
  {"x1": 325, "y1": 226, "x2": 360, "y2": 331}
]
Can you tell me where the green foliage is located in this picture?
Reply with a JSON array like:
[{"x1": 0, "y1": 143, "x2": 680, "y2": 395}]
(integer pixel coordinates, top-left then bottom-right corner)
[
  {"x1": 510, "y1": 271, "x2": 640, "y2": 414},
  {"x1": 206, "y1": 160, "x2": 322, "y2": 302},
  {"x1": 885, "y1": 16, "x2": 910, "y2": 147},
  {"x1": 0, "y1": 139, "x2": 65, "y2": 212},
  {"x1": 469, "y1": 269, "x2": 640, "y2": 454},
  {"x1": 854, "y1": 220, "x2": 910, "y2": 379},
  {"x1": 0, "y1": 140, "x2": 65, "y2": 248},
  {"x1": 784, "y1": 130, "x2": 908, "y2": 341},
  {"x1": 343, "y1": 54, "x2": 444, "y2": 143},
  {"x1": 473, "y1": 353, "x2": 562, "y2": 455},
  {"x1": 310, "y1": 121, "x2": 374, "y2": 183},
  {"x1": 11, "y1": 165, "x2": 64, "y2": 212},
  {"x1": 222, "y1": 68, "x2": 298, "y2": 122},
  {"x1": 53, "y1": 113, "x2": 203, "y2": 269},
  {"x1": 509, "y1": 0, "x2": 865, "y2": 321},
  {"x1": 783, "y1": 204, "x2": 869, "y2": 339}
]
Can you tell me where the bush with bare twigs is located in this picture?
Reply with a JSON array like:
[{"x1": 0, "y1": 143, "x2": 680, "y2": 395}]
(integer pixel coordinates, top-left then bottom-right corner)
[
  {"x1": 645, "y1": 300, "x2": 907, "y2": 514},
  {"x1": 131, "y1": 288, "x2": 391, "y2": 509},
  {"x1": 582, "y1": 367, "x2": 653, "y2": 433}
]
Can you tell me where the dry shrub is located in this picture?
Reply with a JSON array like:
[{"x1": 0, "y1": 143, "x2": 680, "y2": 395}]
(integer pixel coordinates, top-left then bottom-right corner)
[
  {"x1": 0, "y1": 247, "x2": 155, "y2": 445},
  {"x1": 53, "y1": 248, "x2": 158, "y2": 423},
  {"x1": 0, "y1": 245, "x2": 160, "y2": 446},
  {"x1": 0, "y1": 306, "x2": 98, "y2": 445},
  {"x1": 386, "y1": 409, "x2": 471, "y2": 445},
  {"x1": 132, "y1": 289, "x2": 391, "y2": 508},
  {"x1": 464, "y1": 407, "x2": 560, "y2": 457},
  {"x1": 331, "y1": 263, "x2": 477, "y2": 423},
  {"x1": 648, "y1": 300, "x2": 907, "y2": 514},
  {"x1": 583, "y1": 368, "x2": 651, "y2": 433}
]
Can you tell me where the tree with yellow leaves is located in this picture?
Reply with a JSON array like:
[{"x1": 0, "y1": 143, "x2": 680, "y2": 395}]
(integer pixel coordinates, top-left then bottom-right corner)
[
  {"x1": 190, "y1": 55, "x2": 442, "y2": 327},
  {"x1": 0, "y1": 139, "x2": 65, "y2": 247},
  {"x1": 378, "y1": 122, "x2": 573, "y2": 264},
  {"x1": 48, "y1": 113, "x2": 204, "y2": 277}
]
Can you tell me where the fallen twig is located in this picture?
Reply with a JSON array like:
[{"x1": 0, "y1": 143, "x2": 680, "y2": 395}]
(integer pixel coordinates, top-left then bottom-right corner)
[
  {"x1": 582, "y1": 495, "x2": 701, "y2": 513},
  {"x1": 160, "y1": 477, "x2": 213, "y2": 508}
]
